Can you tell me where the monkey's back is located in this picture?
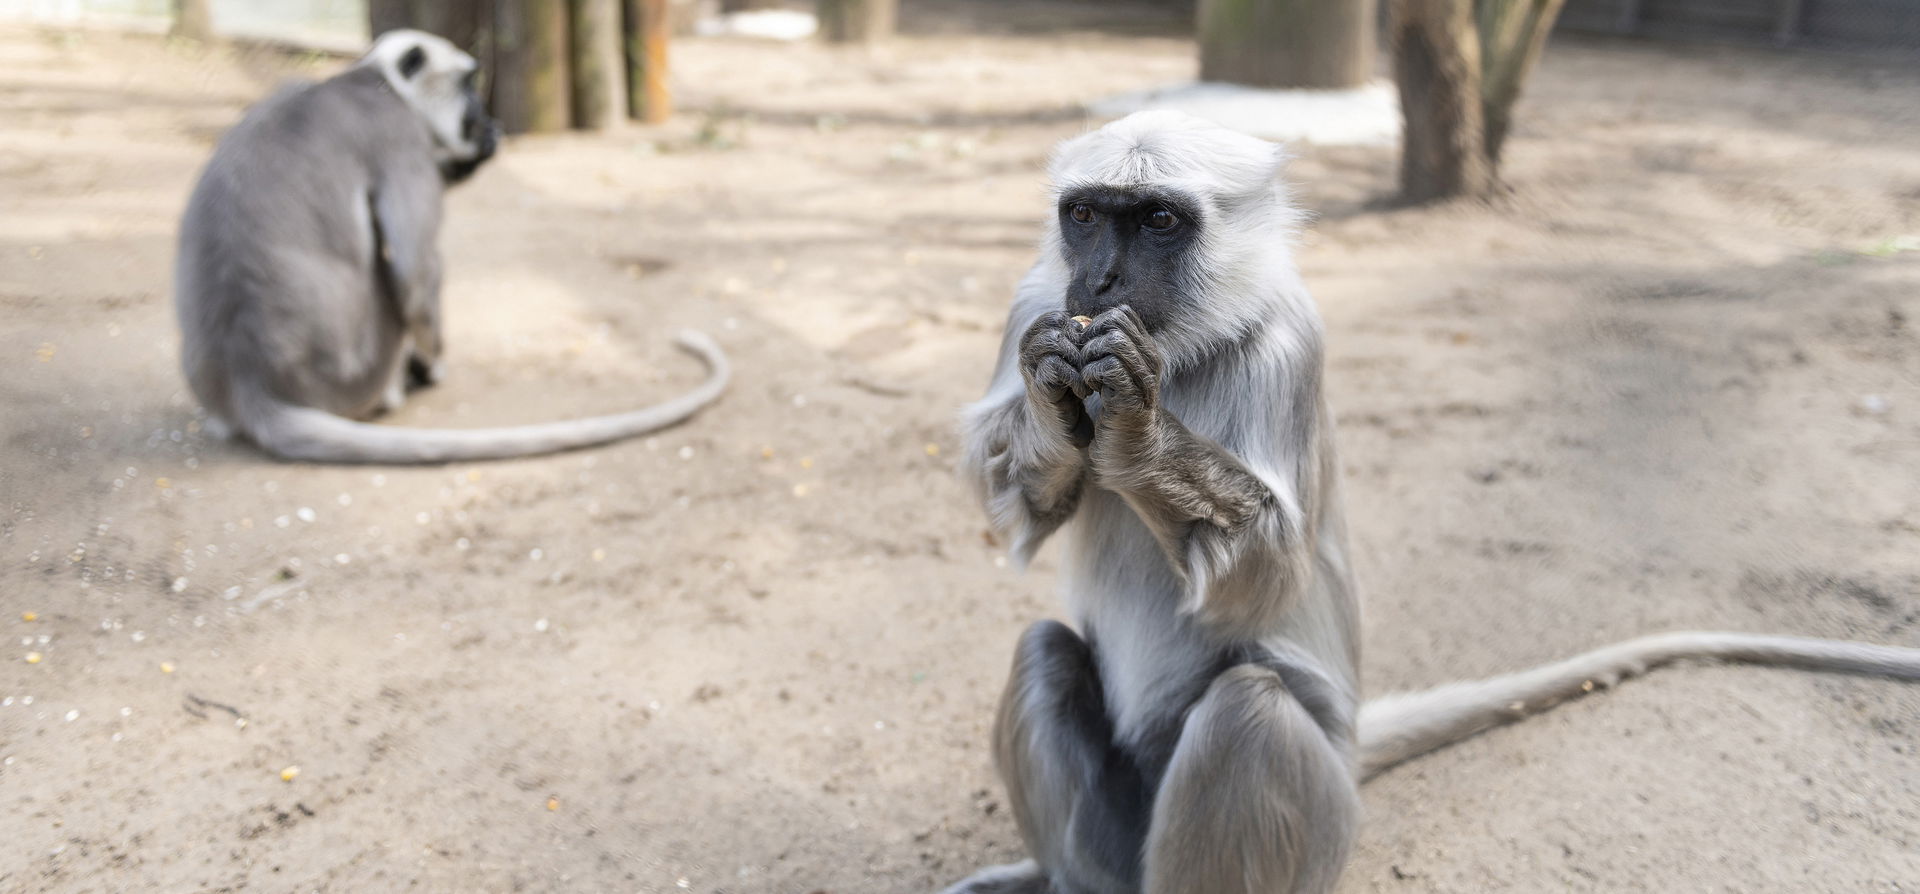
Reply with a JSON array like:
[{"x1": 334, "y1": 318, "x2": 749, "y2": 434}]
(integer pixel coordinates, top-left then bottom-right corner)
[{"x1": 175, "y1": 66, "x2": 441, "y2": 422}]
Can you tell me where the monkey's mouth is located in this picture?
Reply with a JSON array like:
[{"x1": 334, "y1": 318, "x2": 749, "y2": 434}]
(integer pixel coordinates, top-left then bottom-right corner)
[{"x1": 443, "y1": 119, "x2": 501, "y2": 184}]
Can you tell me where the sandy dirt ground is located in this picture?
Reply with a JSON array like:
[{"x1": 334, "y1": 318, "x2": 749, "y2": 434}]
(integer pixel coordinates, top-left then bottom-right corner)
[{"x1": 3, "y1": 5, "x2": 1919, "y2": 892}]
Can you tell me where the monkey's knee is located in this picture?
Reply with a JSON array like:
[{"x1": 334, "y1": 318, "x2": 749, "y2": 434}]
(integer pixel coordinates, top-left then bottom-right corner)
[
  {"x1": 997, "y1": 621, "x2": 1104, "y2": 762},
  {"x1": 1144, "y1": 666, "x2": 1359, "y2": 894},
  {"x1": 991, "y1": 620, "x2": 1119, "y2": 886},
  {"x1": 1009, "y1": 620, "x2": 1095, "y2": 691}
]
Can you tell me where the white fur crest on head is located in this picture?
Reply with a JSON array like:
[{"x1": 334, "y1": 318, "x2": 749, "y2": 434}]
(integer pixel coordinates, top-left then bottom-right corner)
[
  {"x1": 1048, "y1": 111, "x2": 1291, "y2": 203},
  {"x1": 360, "y1": 29, "x2": 482, "y2": 161},
  {"x1": 1042, "y1": 111, "x2": 1311, "y2": 366}
]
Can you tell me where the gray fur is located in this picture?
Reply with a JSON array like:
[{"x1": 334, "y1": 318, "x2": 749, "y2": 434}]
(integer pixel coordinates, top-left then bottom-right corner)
[
  {"x1": 944, "y1": 111, "x2": 1920, "y2": 894},
  {"x1": 175, "y1": 30, "x2": 727, "y2": 464}
]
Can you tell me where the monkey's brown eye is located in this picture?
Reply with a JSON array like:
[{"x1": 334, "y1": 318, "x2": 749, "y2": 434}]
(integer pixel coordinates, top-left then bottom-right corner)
[
  {"x1": 1145, "y1": 209, "x2": 1178, "y2": 231},
  {"x1": 1070, "y1": 204, "x2": 1095, "y2": 224}
]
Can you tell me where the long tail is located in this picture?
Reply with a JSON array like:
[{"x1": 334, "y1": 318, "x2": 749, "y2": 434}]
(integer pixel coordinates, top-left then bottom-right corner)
[
  {"x1": 1357, "y1": 631, "x2": 1920, "y2": 781},
  {"x1": 238, "y1": 330, "x2": 729, "y2": 464}
]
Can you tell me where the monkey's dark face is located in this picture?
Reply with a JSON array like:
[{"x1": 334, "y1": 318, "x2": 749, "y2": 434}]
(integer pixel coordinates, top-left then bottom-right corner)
[
  {"x1": 1057, "y1": 186, "x2": 1202, "y2": 333},
  {"x1": 442, "y1": 70, "x2": 500, "y2": 184}
]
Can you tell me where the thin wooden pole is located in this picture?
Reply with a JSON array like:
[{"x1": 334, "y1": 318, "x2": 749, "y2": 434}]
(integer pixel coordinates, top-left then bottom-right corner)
[
  {"x1": 819, "y1": 0, "x2": 898, "y2": 44},
  {"x1": 497, "y1": 0, "x2": 571, "y2": 134},
  {"x1": 570, "y1": 0, "x2": 627, "y2": 129},
  {"x1": 624, "y1": 0, "x2": 671, "y2": 124}
]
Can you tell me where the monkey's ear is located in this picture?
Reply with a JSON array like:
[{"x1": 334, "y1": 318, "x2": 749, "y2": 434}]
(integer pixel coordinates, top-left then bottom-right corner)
[{"x1": 398, "y1": 45, "x2": 428, "y2": 80}]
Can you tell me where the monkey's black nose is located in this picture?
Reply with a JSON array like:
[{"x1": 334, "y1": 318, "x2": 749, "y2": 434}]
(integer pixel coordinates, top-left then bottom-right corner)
[{"x1": 474, "y1": 118, "x2": 501, "y2": 161}]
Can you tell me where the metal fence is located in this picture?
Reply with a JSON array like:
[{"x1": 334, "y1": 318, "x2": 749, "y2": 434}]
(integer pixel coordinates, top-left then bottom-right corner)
[{"x1": 1560, "y1": 0, "x2": 1920, "y2": 53}]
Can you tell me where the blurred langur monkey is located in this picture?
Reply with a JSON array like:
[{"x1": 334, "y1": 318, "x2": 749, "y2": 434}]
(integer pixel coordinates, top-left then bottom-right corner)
[
  {"x1": 944, "y1": 111, "x2": 1920, "y2": 894},
  {"x1": 175, "y1": 30, "x2": 728, "y2": 464}
]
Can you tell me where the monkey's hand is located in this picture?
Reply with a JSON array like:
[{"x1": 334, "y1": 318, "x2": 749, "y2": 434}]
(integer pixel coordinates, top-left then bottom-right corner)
[
  {"x1": 960, "y1": 310, "x2": 1095, "y2": 565},
  {"x1": 1081, "y1": 306, "x2": 1302, "y2": 631},
  {"x1": 1076, "y1": 306, "x2": 1163, "y2": 432},
  {"x1": 1018, "y1": 310, "x2": 1096, "y2": 449}
]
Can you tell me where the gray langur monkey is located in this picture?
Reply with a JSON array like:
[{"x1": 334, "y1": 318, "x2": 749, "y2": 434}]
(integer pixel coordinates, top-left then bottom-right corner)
[
  {"x1": 943, "y1": 111, "x2": 1920, "y2": 894},
  {"x1": 175, "y1": 30, "x2": 728, "y2": 464}
]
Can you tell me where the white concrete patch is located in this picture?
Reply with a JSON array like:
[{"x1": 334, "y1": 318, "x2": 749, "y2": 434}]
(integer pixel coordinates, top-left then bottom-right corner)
[
  {"x1": 1088, "y1": 81, "x2": 1402, "y2": 147},
  {"x1": 695, "y1": 9, "x2": 819, "y2": 41}
]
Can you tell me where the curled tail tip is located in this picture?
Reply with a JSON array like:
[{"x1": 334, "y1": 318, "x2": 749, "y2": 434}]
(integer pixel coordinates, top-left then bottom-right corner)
[{"x1": 672, "y1": 328, "x2": 722, "y2": 356}]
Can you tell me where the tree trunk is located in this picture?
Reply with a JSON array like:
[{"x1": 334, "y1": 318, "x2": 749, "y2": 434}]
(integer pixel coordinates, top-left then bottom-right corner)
[
  {"x1": 1391, "y1": 0, "x2": 1492, "y2": 202},
  {"x1": 570, "y1": 0, "x2": 628, "y2": 130},
  {"x1": 624, "y1": 0, "x2": 672, "y2": 123},
  {"x1": 367, "y1": 0, "x2": 488, "y2": 50},
  {"x1": 1197, "y1": 0, "x2": 1376, "y2": 89},
  {"x1": 494, "y1": 0, "x2": 572, "y2": 134},
  {"x1": 171, "y1": 0, "x2": 214, "y2": 41},
  {"x1": 819, "y1": 0, "x2": 897, "y2": 43},
  {"x1": 1476, "y1": 0, "x2": 1566, "y2": 163}
]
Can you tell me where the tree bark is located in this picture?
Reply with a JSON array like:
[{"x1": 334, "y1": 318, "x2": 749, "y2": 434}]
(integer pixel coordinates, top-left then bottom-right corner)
[
  {"x1": 1197, "y1": 0, "x2": 1376, "y2": 89},
  {"x1": 1391, "y1": 0, "x2": 1492, "y2": 202},
  {"x1": 819, "y1": 0, "x2": 897, "y2": 43},
  {"x1": 494, "y1": 0, "x2": 572, "y2": 134},
  {"x1": 624, "y1": 0, "x2": 672, "y2": 123},
  {"x1": 1476, "y1": 0, "x2": 1566, "y2": 163},
  {"x1": 171, "y1": 0, "x2": 214, "y2": 42},
  {"x1": 367, "y1": 0, "x2": 488, "y2": 50},
  {"x1": 570, "y1": 0, "x2": 628, "y2": 130}
]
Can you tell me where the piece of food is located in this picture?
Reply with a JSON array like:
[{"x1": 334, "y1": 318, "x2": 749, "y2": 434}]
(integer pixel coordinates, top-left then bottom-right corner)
[{"x1": 1071, "y1": 315, "x2": 1093, "y2": 327}]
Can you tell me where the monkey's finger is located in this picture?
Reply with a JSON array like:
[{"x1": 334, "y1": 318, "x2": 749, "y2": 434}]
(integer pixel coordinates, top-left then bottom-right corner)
[
  {"x1": 1081, "y1": 355, "x2": 1150, "y2": 412},
  {"x1": 1030, "y1": 354, "x2": 1081, "y2": 403},
  {"x1": 1019, "y1": 311, "x2": 1072, "y2": 350},
  {"x1": 1081, "y1": 331, "x2": 1157, "y2": 402},
  {"x1": 1019, "y1": 328, "x2": 1077, "y2": 371},
  {"x1": 1108, "y1": 305, "x2": 1165, "y2": 375}
]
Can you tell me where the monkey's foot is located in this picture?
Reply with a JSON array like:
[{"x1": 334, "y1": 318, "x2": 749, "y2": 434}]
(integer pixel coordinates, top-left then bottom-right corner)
[
  {"x1": 939, "y1": 860, "x2": 1049, "y2": 894},
  {"x1": 380, "y1": 381, "x2": 408, "y2": 414},
  {"x1": 407, "y1": 354, "x2": 445, "y2": 389},
  {"x1": 201, "y1": 415, "x2": 234, "y2": 442}
]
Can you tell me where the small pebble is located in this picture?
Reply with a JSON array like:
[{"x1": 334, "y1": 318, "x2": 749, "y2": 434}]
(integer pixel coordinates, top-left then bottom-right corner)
[{"x1": 534, "y1": 618, "x2": 550, "y2": 633}]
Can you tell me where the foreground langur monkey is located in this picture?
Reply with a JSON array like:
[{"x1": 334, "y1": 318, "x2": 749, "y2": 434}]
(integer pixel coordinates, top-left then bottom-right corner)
[
  {"x1": 945, "y1": 111, "x2": 1920, "y2": 894},
  {"x1": 175, "y1": 30, "x2": 727, "y2": 464}
]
